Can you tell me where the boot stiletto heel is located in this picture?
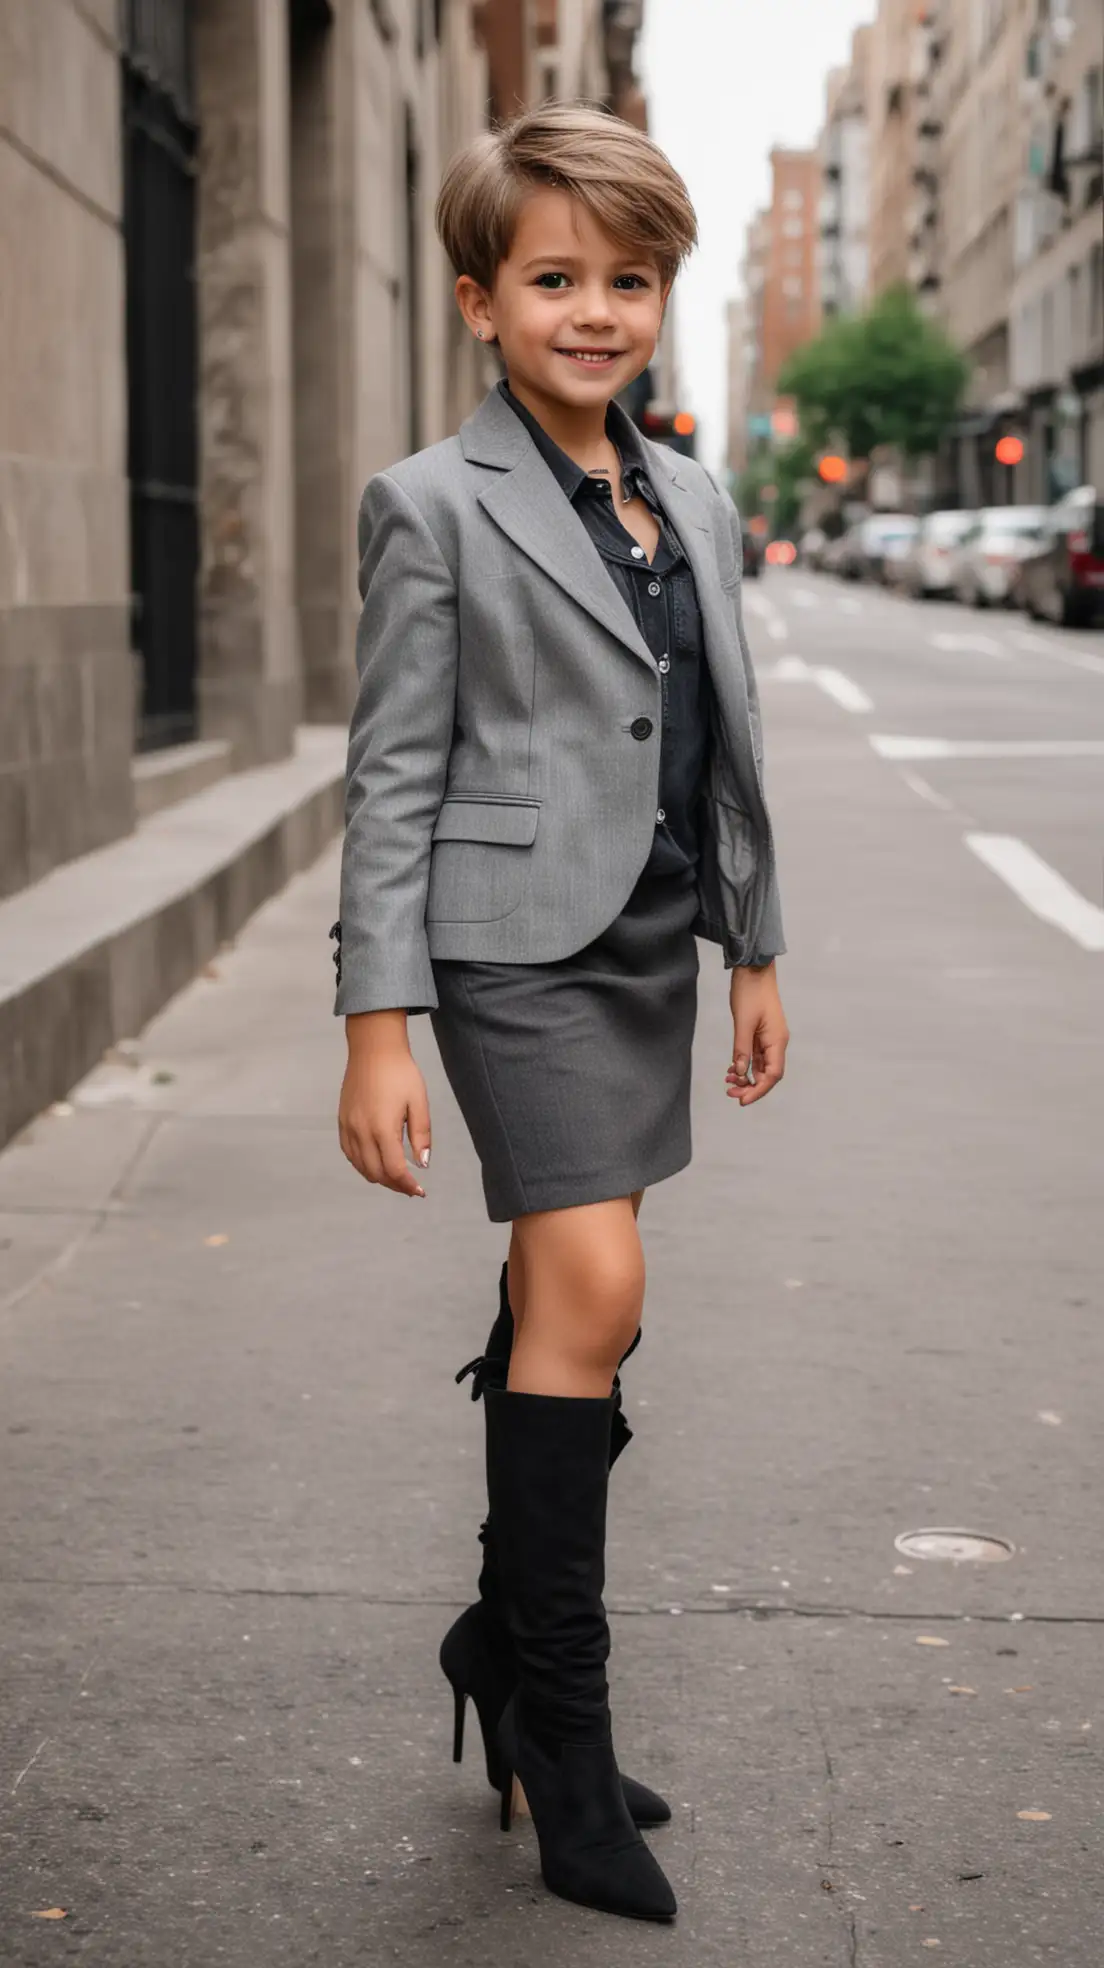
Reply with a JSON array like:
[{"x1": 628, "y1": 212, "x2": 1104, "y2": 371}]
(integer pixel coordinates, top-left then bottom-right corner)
[{"x1": 450, "y1": 1681, "x2": 466, "y2": 1764}]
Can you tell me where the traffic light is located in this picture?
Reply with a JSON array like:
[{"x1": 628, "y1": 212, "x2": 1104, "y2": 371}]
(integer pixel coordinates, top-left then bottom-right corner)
[
  {"x1": 995, "y1": 435, "x2": 1024, "y2": 466},
  {"x1": 640, "y1": 406, "x2": 698, "y2": 459}
]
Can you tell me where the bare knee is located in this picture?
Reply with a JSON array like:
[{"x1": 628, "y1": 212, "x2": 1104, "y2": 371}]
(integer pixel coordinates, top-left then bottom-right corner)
[{"x1": 515, "y1": 1202, "x2": 644, "y2": 1372}]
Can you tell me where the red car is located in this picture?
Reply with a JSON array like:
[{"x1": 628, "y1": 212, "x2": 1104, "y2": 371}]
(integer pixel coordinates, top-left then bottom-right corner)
[{"x1": 1014, "y1": 486, "x2": 1104, "y2": 627}]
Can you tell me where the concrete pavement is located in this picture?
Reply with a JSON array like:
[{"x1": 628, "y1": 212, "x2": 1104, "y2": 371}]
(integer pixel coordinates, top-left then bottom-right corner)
[{"x1": 2, "y1": 577, "x2": 1103, "y2": 1964}]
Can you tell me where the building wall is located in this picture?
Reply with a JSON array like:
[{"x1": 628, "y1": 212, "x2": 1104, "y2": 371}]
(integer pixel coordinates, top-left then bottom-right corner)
[
  {"x1": 935, "y1": 0, "x2": 1030, "y2": 404},
  {"x1": 866, "y1": 0, "x2": 921, "y2": 295},
  {"x1": 758, "y1": 150, "x2": 821, "y2": 403},
  {"x1": 0, "y1": 0, "x2": 135, "y2": 901},
  {"x1": 819, "y1": 25, "x2": 871, "y2": 318},
  {"x1": 1009, "y1": 0, "x2": 1104, "y2": 501}
]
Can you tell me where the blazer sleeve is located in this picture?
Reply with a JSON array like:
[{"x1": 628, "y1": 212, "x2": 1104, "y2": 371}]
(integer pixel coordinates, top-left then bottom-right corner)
[
  {"x1": 709, "y1": 475, "x2": 786, "y2": 968},
  {"x1": 334, "y1": 471, "x2": 458, "y2": 1016}
]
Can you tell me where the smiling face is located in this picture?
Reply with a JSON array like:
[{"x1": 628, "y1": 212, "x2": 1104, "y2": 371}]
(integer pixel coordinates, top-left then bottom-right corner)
[{"x1": 456, "y1": 187, "x2": 666, "y2": 416}]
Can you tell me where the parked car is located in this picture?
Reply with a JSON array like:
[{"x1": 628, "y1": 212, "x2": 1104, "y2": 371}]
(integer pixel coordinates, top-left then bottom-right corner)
[
  {"x1": 950, "y1": 506, "x2": 1048, "y2": 607},
  {"x1": 894, "y1": 509, "x2": 977, "y2": 598},
  {"x1": 858, "y1": 513, "x2": 920, "y2": 583},
  {"x1": 799, "y1": 526, "x2": 829, "y2": 569},
  {"x1": 741, "y1": 525, "x2": 763, "y2": 578},
  {"x1": 824, "y1": 519, "x2": 867, "y2": 580},
  {"x1": 1012, "y1": 486, "x2": 1104, "y2": 626}
]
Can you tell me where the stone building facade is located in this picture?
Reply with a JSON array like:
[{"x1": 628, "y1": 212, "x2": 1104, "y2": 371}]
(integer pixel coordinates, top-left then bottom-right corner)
[
  {"x1": 1008, "y1": 0, "x2": 1104, "y2": 501},
  {"x1": 0, "y1": 0, "x2": 646, "y2": 909},
  {"x1": 819, "y1": 26, "x2": 872, "y2": 320}
]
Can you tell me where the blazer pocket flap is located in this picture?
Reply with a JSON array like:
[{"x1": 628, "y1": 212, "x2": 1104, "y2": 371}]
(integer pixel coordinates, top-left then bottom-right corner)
[{"x1": 432, "y1": 797, "x2": 540, "y2": 846}]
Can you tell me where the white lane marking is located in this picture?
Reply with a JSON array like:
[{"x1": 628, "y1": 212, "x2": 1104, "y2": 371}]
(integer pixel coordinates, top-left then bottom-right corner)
[
  {"x1": 766, "y1": 615, "x2": 788, "y2": 641},
  {"x1": 812, "y1": 667, "x2": 873, "y2": 713},
  {"x1": 930, "y1": 631, "x2": 1007, "y2": 657},
  {"x1": 869, "y1": 735, "x2": 1104, "y2": 762},
  {"x1": 761, "y1": 655, "x2": 812, "y2": 681},
  {"x1": 1009, "y1": 628, "x2": 1104, "y2": 678},
  {"x1": 791, "y1": 588, "x2": 816, "y2": 608},
  {"x1": 900, "y1": 770, "x2": 956, "y2": 812},
  {"x1": 837, "y1": 595, "x2": 864, "y2": 615},
  {"x1": 965, "y1": 835, "x2": 1104, "y2": 952}
]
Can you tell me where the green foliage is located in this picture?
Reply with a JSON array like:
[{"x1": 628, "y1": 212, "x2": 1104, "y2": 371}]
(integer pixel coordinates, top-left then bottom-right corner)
[
  {"x1": 734, "y1": 435, "x2": 817, "y2": 537},
  {"x1": 778, "y1": 285, "x2": 969, "y2": 461}
]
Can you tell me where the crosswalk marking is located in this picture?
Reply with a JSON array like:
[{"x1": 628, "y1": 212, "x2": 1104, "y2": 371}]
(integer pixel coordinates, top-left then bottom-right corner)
[{"x1": 965, "y1": 835, "x2": 1104, "y2": 952}]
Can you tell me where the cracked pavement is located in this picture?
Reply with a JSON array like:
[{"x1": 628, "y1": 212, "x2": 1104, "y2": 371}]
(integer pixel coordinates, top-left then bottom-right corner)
[{"x1": 2, "y1": 581, "x2": 1103, "y2": 1962}]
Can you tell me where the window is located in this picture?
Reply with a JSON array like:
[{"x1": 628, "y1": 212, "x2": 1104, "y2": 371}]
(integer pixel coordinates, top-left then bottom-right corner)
[
  {"x1": 782, "y1": 188, "x2": 804, "y2": 210},
  {"x1": 1089, "y1": 244, "x2": 1103, "y2": 349},
  {"x1": 782, "y1": 217, "x2": 804, "y2": 239}
]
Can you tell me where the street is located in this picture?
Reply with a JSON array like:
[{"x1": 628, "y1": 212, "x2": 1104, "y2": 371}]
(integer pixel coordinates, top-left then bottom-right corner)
[{"x1": 2, "y1": 575, "x2": 1103, "y2": 1966}]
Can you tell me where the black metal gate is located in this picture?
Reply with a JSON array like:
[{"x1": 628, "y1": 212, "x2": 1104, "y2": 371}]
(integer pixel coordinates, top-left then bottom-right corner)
[{"x1": 121, "y1": 0, "x2": 199, "y2": 751}]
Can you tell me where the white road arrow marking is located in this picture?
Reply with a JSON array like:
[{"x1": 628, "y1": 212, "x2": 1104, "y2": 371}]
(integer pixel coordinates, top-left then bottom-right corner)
[{"x1": 965, "y1": 835, "x2": 1104, "y2": 952}]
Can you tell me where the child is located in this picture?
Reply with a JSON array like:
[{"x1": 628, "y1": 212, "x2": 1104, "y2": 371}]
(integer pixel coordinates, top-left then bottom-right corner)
[{"x1": 334, "y1": 103, "x2": 789, "y2": 1923}]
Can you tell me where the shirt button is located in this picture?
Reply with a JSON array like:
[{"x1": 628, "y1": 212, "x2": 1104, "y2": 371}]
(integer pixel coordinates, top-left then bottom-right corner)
[
  {"x1": 658, "y1": 655, "x2": 670, "y2": 674},
  {"x1": 647, "y1": 580, "x2": 661, "y2": 597},
  {"x1": 630, "y1": 716, "x2": 653, "y2": 740},
  {"x1": 631, "y1": 545, "x2": 646, "y2": 559},
  {"x1": 656, "y1": 807, "x2": 667, "y2": 824}
]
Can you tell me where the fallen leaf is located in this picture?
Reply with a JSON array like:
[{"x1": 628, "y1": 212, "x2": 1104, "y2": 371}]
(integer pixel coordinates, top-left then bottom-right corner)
[
  {"x1": 909, "y1": 1904, "x2": 924, "y2": 1913},
  {"x1": 1017, "y1": 1810, "x2": 1051, "y2": 1822},
  {"x1": 820, "y1": 1879, "x2": 834, "y2": 1892},
  {"x1": 922, "y1": 1942, "x2": 941, "y2": 1950},
  {"x1": 151, "y1": 1070, "x2": 175, "y2": 1085},
  {"x1": 893, "y1": 1564, "x2": 913, "y2": 1576},
  {"x1": 916, "y1": 1635, "x2": 951, "y2": 1648},
  {"x1": 204, "y1": 1234, "x2": 230, "y2": 1248},
  {"x1": 1006, "y1": 1686, "x2": 1034, "y2": 1695},
  {"x1": 958, "y1": 1871, "x2": 984, "y2": 1882},
  {"x1": 32, "y1": 1909, "x2": 68, "y2": 1919},
  {"x1": 948, "y1": 1686, "x2": 977, "y2": 1696}
]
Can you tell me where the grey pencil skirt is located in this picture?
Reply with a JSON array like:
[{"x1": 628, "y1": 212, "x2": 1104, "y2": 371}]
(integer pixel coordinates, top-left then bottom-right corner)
[{"x1": 429, "y1": 863, "x2": 701, "y2": 1223}]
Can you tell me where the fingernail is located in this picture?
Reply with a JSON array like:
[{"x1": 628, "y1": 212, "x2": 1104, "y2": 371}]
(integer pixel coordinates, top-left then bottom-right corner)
[{"x1": 419, "y1": 1148, "x2": 430, "y2": 1168}]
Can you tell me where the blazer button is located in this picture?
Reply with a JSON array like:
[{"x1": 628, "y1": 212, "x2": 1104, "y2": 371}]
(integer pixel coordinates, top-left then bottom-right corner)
[{"x1": 630, "y1": 717, "x2": 653, "y2": 740}]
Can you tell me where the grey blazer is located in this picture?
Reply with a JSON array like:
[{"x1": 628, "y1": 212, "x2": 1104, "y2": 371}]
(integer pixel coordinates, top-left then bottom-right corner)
[{"x1": 335, "y1": 387, "x2": 784, "y2": 1016}]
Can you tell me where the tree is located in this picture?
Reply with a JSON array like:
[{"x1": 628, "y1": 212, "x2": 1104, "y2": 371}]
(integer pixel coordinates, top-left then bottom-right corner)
[
  {"x1": 778, "y1": 285, "x2": 969, "y2": 462},
  {"x1": 733, "y1": 434, "x2": 818, "y2": 537}
]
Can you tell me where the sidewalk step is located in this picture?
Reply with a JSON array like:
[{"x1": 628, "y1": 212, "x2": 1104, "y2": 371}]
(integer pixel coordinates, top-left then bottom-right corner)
[{"x1": 0, "y1": 726, "x2": 345, "y2": 1147}]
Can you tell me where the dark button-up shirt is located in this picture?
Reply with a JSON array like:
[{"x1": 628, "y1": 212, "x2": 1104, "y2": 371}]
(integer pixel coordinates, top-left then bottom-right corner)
[{"x1": 499, "y1": 381, "x2": 711, "y2": 877}]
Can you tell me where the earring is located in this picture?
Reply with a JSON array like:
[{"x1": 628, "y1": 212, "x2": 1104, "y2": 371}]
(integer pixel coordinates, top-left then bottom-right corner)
[{"x1": 476, "y1": 331, "x2": 485, "y2": 342}]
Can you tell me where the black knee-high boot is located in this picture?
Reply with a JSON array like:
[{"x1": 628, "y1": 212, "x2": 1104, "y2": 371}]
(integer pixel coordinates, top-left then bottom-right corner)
[
  {"x1": 486, "y1": 1387, "x2": 677, "y2": 1922},
  {"x1": 439, "y1": 1267, "x2": 667, "y2": 1827}
]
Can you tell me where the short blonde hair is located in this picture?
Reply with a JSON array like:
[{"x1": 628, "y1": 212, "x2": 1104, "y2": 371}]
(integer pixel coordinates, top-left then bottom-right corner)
[{"x1": 436, "y1": 102, "x2": 697, "y2": 291}]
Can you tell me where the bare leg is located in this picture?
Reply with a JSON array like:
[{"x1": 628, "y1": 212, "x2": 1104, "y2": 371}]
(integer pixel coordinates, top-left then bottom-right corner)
[{"x1": 507, "y1": 1197, "x2": 646, "y2": 1399}]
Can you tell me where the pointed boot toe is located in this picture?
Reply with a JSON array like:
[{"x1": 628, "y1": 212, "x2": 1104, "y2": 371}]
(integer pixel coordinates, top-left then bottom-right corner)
[{"x1": 621, "y1": 1773, "x2": 671, "y2": 1827}]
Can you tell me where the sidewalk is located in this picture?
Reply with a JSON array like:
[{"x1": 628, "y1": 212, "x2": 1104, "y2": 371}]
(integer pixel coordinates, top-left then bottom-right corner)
[{"x1": 1, "y1": 687, "x2": 1101, "y2": 1961}]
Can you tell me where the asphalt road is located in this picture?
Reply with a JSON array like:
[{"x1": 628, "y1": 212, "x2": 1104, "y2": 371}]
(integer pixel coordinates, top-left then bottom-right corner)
[{"x1": 2, "y1": 573, "x2": 1102, "y2": 1965}]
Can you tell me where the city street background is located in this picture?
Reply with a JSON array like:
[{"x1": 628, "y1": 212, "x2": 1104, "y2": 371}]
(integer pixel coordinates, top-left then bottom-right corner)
[
  {"x1": 3, "y1": 570, "x2": 1103, "y2": 1961},
  {"x1": 2, "y1": 0, "x2": 1103, "y2": 1960}
]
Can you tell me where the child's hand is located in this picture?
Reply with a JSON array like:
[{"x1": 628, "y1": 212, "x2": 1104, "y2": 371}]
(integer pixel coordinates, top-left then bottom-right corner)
[
  {"x1": 339, "y1": 1014, "x2": 432, "y2": 1197},
  {"x1": 725, "y1": 963, "x2": 789, "y2": 1107}
]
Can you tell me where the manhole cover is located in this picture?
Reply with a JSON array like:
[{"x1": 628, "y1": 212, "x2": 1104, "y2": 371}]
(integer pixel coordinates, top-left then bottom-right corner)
[{"x1": 895, "y1": 1529, "x2": 1015, "y2": 1564}]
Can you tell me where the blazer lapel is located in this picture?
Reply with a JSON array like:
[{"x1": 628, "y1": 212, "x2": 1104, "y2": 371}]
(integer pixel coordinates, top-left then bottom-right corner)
[
  {"x1": 647, "y1": 451, "x2": 758, "y2": 771},
  {"x1": 462, "y1": 392, "x2": 656, "y2": 674}
]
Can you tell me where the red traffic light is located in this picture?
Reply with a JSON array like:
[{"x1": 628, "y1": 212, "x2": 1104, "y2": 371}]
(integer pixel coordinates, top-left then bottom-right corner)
[
  {"x1": 818, "y1": 454, "x2": 848, "y2": 484},
  {"x1": 673, "y1": 411, "x2": 696, "y2": 437},
  {"x1": 995, "y1": 435, "x2": 1024, "y2": 466}
]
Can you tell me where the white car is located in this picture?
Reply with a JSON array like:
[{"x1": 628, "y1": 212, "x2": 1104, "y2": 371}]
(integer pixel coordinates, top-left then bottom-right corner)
[
  {"x1": 951, "y1": 507, "x2": 1048, "y2": 607},
  {"x1": 895, "y1": 509, "x2": 976, "y2": 597}
]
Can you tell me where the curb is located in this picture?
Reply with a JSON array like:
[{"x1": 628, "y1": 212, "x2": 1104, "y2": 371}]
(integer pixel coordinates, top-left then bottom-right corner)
[{"x1": 0, "y1": 728, "x2": 345, "y2": 1148}]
